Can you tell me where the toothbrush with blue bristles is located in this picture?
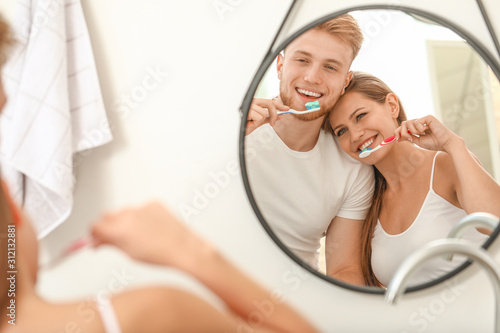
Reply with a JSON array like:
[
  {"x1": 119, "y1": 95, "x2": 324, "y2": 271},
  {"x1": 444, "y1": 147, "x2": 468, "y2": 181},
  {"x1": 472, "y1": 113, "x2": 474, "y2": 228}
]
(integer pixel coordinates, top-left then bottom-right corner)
[{"x1": 278, "y1": 100, "x2": 320, "y2": 115}]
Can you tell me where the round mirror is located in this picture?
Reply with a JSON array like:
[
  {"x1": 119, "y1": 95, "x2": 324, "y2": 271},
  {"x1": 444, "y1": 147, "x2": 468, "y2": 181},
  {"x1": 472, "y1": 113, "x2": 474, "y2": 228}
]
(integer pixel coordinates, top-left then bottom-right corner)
[{"x1": 240, "y1": 8, "x2": 500, "y2": 294}]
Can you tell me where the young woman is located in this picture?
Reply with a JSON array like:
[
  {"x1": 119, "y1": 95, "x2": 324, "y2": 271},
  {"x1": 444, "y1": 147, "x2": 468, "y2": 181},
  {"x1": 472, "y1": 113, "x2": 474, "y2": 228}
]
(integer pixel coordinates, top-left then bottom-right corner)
[
  {"x1": 0, "y1": 15, "x2": 318, "y2": 333},
  {"x1": 326, "y1": 71, "x2": 500, "y2": 287}
]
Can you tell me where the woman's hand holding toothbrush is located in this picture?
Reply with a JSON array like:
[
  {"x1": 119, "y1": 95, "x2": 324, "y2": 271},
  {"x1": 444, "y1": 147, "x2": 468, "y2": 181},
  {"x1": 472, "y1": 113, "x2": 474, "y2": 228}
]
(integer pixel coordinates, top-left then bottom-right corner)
[
  {"x1": 91, "y1": 202, "x2": 210, "y2": 275},
  {"x1": 395, "y1": 115, "x2": 463, "y2": 153}
]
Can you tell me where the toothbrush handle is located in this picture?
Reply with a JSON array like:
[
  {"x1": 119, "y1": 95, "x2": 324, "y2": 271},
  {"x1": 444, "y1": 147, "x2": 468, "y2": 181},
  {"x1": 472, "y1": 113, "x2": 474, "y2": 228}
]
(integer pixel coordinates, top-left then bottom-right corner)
[
  {"x1": 359, "y1": 136, "x2": 397, "y2": 158},
  {"x1": 277, "y1": 107, "x2": 320, "y2": 115},
  {"x1": 369, "y1": 145, "x2": 383, "y2": 154}
]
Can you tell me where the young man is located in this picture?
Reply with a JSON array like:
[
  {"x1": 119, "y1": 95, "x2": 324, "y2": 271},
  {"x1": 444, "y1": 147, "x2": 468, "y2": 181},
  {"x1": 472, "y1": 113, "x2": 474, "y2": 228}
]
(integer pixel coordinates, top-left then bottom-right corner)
[{"x1": 245, "y1": 14, "x2": 374, "y2": 285}]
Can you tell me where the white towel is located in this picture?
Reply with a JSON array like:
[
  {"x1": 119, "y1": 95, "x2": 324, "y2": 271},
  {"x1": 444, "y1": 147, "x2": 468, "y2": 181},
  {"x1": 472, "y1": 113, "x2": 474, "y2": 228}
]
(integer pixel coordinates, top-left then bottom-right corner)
[{"x1": 0, "y1": 0, "x2": 112, "y2": 238}]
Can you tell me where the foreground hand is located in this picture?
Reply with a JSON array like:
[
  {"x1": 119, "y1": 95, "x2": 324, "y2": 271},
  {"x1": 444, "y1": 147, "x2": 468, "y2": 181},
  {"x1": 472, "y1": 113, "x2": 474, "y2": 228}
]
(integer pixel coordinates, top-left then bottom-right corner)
[
  {"x1": 245, "y1": 98, "x2": 288, "y2": 135},
  {"x1": 395, "y1": 115, "x2": 461, "y2": 152},
  {"x1": 91, "y1": 202, "x2": 210, "y2": 272}
]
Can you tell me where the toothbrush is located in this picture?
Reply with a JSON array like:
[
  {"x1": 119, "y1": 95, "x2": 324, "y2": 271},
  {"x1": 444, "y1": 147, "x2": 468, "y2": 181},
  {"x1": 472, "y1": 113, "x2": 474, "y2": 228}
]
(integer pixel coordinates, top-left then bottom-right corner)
[
  {"x1": 43, "y1": 236, "x2": 93, "y2": 269},
  {"x1": 359, "y1": 135, "x2": 397, "y2": 158},
  {"x1": 278, "y1": 100, "x2": 320, "y2": 115}
]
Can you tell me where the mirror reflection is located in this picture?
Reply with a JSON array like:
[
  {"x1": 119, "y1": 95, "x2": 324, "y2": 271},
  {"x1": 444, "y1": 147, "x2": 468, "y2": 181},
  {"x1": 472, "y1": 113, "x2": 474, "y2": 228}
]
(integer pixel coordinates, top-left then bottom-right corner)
[{"x1": 244, "y1": 9, "x2": 500, "y2": 289}]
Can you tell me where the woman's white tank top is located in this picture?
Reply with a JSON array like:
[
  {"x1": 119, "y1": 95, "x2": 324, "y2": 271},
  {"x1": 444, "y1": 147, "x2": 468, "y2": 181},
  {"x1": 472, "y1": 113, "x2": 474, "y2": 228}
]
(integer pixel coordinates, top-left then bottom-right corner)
[{"x1": 371, "y1": 152, "x2": 489, "y2": 286}]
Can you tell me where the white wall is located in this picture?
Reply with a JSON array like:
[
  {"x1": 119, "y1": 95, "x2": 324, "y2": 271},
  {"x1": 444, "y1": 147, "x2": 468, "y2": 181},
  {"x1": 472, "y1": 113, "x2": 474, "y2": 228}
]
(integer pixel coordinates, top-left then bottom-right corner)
[{"x1": 2, "y1": 1, "x2": 500, "y2": 332}]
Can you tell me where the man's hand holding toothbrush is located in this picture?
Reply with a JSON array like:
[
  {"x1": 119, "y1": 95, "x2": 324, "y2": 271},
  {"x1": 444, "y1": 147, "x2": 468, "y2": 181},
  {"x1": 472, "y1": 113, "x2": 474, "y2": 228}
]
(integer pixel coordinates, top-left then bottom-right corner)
[{"x1": 245, "y1": 98, "x2": 287, "y2": 135}]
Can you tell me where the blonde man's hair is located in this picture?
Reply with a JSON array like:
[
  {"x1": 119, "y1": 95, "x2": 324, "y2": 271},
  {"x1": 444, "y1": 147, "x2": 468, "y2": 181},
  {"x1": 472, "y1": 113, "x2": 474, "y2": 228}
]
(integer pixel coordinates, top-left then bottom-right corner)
[{"x1": 313, "y1": 13, "x2": 364, "y2": 61}]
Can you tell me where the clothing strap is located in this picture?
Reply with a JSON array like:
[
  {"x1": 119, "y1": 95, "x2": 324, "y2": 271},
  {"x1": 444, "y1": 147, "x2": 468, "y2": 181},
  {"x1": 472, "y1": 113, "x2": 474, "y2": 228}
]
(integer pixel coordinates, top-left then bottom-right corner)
[
  {"x1": 429, "y1": 151, "x2": 440, "y2": 191},
  {"x1": 96, "y1": 294, "x2": 123, "y2": 333}
]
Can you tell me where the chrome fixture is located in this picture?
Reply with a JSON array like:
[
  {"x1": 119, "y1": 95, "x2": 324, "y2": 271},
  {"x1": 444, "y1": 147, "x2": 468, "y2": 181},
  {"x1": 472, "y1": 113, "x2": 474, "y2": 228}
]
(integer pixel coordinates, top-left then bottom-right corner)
[
  {"x1": 445, "y1": 212, "x2": 499, "y2": 261},
  {"x1": 448, "y1": 212, "x2": 499, "y2": 240},
  {"x1": 385, "y1": 239, "x2": 500, "y2": 333}
]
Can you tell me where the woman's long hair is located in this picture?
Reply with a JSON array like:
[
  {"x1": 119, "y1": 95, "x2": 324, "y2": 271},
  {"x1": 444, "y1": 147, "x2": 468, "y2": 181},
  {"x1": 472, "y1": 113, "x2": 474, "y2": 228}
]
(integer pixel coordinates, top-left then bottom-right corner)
[{"x1": 326, "y1": 72, "x2": 407, "y2": 287}]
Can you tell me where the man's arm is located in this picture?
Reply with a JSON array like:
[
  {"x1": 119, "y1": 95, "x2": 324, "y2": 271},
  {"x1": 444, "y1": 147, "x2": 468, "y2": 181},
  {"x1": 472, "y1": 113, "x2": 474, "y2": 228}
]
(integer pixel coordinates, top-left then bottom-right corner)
[
  {"x1": 324, "y1": 216, "x2": 364, "y2": 285},
  {"x1": 323, "y1": 161, "x2": 374, "y2": 285}
]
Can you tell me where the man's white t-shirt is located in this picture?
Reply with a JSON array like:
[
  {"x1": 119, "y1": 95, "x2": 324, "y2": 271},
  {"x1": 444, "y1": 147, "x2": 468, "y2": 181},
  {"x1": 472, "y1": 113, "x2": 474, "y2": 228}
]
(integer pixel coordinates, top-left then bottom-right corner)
[{"x1": 245, "y1": 124, "x2": 375, "y2": 269}]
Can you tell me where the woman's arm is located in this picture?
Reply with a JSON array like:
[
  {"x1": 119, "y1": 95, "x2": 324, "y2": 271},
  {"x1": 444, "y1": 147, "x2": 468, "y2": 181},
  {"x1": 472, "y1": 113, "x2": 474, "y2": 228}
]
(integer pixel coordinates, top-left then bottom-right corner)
[
  {"x1": 112, "y1": 287, "x2": 250, "y2": 333},
  {"x1": 91, "y1": 202, "x2": 318, "y2": 333},
  {"x1": 397, "y1": 115, "x2": 500, "y2": 217}
]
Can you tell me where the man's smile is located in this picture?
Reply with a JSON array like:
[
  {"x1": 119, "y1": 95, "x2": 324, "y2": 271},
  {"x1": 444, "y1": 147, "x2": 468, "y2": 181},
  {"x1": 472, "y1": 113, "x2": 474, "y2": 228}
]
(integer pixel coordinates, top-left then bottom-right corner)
[{"x1": 295, "y1": 88, "x2": 323, "y2": 104}]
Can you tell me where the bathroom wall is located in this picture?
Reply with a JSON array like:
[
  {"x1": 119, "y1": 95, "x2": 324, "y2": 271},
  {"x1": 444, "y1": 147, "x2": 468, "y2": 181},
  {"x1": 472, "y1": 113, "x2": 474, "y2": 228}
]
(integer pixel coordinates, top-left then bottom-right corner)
[{"x1": 1, "y1": 1, "x2": 500, "y2": 332}]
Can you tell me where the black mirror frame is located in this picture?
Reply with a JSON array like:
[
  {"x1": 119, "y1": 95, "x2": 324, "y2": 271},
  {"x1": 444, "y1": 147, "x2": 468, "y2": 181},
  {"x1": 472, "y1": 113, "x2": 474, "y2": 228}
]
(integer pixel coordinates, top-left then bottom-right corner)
[{"x1": 239, "y1": 3, "x2": 500, "y2": 295}]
